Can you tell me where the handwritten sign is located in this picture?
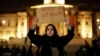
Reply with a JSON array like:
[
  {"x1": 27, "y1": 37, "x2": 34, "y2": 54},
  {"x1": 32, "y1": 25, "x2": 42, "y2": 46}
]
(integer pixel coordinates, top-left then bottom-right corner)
[{"x1": 36, "y1": 6, "x2": 65, "y2": 24}]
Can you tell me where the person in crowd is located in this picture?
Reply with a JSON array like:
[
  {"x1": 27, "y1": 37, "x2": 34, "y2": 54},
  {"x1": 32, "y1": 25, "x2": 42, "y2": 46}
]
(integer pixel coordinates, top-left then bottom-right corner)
[
  {"x1": 27, "y1": 18, "x2": 74, "y2": 56},
  {"x1": 87, "y1": 38, "x2": 100, "y2": 56},
  {"x1": 11, "y1": 44, "x2": 19, "y2": 56},
  {"x1": 75, "y1": 40, "x2": 90, "y2": 56},
  {"x1": 1, "y1": 44, "x2": 10, "y2": 56},
  {"x1": 0, "y1": 44, "x2": 3, "y2": 56},
  {"x1": 27, "y1": 45, "x2": 34, "y2": 56},
  {"x1": 20, "y1": 45, "x2": 27, "y2": 56}
]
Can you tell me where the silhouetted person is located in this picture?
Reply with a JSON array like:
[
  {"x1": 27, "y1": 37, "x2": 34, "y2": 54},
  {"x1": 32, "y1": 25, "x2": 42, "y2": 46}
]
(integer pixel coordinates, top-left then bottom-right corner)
[
  {"x1": 20, "y1": 46, "x2": 27, "y2": 56},
  {"x1": 0, "y1": 44, "x2": 3, "y2": 56},
  {"x1": 87, "y1": 38, "x2": 100, "y2": 56},
  {"x1": 11, "y1": 44, "x2": 19, "y2": 56},
  {"x1": 27, "y1": 45, "x2": 34, "y2": 56},
  {"x1": 76, "y1": 40, "x2": 90, "y2": 56},
  {"x1": 27, "y1": 18, "x2": 74, "y2": 56}
]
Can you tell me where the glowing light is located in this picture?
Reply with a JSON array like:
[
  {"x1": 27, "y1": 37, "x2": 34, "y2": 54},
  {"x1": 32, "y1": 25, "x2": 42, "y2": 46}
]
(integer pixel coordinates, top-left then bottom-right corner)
[
  {"x1": 2, "y1": 35, "x2": 9, "y2": 40},
  {"x1": 55, "y1": 0, "x2": 65, "y2": 4},
  {"x1": 97, "y1": 19, "x2": 100, "y2": 22},
  {"x1": 17, "y1": 34, "x2": 21, "y2": 38},
  {"x1": 98, "y1": 26, "x2": 100, "y2": 29},
  {"x1": 31, "y1": 4, "x2": 73, "y2": 8},
  {"x1": 31, "y1": 0, "x2": 73, "y2": 8},
  {"x1": 17, "y1": 12, "x2": 27, "y2": 38},
  {"x1": 32, "y1": 43, "x2": 35, "y2": 46},
  {"x1": 81, "y1": 19, "x2": 87, "y2": 38},
  {"x1": 81, "y1": 30, "x2": 87, "y2": 39},
  {"x1": 44, "y1": 0, "x2": 52, "y2": 4},
  {"x1": 2, "y1": 20, "x2": 6, "y2": 24},
  {"x1": 23, "y1": 18, "x2": 27, "y2": 37},
  {"x1": 79, "y1": 11, "x2": 93, "y2": 39},
  {"x1": 65, "y1": 11, "x2": 68, "y2": 14},
  {"x1": 88, "y1": 35, "x2": 92, "y2": 38}
]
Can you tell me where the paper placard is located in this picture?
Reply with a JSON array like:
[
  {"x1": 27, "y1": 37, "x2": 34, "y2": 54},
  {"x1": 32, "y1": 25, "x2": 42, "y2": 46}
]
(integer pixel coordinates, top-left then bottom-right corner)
[{"x1": 36, "y1": 6, "x2": 65, "y2": 24}]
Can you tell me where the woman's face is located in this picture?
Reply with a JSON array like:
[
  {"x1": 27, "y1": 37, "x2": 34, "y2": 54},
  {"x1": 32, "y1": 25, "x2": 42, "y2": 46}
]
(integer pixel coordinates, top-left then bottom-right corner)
[{"x1": 46, "y1": 25, "x2": 54, "y2": 37}]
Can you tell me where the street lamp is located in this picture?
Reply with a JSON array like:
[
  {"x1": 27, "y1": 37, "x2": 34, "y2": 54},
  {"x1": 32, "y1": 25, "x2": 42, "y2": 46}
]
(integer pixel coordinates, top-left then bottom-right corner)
[
  {"x1": 2, "y1": 20, "x2": 6, "y2": 24},
  {"x1": 97, "y1": 18, "x2": 100, "y2": 22}
]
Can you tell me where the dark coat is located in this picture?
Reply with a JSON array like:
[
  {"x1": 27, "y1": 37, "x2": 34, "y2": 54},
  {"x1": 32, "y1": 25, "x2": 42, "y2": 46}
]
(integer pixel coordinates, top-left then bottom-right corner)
[{"x1": 27, "y1": 26, "x2": 74, "y2": 56}]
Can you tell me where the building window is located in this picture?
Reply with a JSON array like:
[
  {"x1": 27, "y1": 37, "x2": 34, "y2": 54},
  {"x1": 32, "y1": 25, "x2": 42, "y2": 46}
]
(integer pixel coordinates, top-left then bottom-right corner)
[
  {"x1": 8, "y1": 21, "x2": 10, "y2": 26},
  {"x1": 86, "y1": 21, "x2": 88, "y2": 25},
  {"x1": 0, "y1": 22, "x2": 2, "y2": 26},
  {"x1": 77, "y1": 22, "x2": 80, "y2": 25},
  {"x1": 16, "y1": 21, "x2": 18, "y2": 26},
  {"x1": 21, "y1": 22, "x2": 24, "y2": 26}
]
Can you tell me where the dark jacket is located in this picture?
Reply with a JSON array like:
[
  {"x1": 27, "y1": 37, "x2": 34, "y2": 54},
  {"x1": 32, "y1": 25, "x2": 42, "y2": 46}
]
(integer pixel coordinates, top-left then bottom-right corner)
[{"x1": 27, "y1": 26, "x2": 74, "y2": 56}]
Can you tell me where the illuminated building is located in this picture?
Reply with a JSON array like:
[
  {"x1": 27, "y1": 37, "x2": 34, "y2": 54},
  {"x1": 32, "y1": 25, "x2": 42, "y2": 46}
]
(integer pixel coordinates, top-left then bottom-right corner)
[
  {"x1": 0, "y1": 0, "x2": 99, "y2": 41},
  {"x1": 0, "y1": 12, "x2": 27, "y2": 40}
]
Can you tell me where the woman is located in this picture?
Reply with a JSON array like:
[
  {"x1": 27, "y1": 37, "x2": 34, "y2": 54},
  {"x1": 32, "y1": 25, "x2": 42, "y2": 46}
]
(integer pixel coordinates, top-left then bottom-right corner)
[{"x1": 27, "y1": 18, "x2": 74, "y2": 56}]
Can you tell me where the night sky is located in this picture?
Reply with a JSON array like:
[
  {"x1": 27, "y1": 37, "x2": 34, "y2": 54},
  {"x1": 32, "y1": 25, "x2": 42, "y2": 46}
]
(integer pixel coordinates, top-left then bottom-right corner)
[
  {"x1": 0, "y1": 0, "x2": 100, "y2": 12},
  {"x1": 0, "y1": 0, "x2": 100, "y2": 9},
  {"x1": 0, "y1": 0, "x2": 43, "y2": 9}
]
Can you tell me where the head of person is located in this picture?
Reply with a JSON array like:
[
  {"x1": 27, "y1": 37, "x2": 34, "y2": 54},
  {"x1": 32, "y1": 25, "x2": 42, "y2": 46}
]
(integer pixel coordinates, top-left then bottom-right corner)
[
  {"x1": 96, "y1": 39, "x2": 100, "y2": 47},
  {"x1": 45, "y1": 24, "x2": 57, "y2": 37},
  {"x1": 92, "y1": 38, "x2": 100, "y2": 47}
]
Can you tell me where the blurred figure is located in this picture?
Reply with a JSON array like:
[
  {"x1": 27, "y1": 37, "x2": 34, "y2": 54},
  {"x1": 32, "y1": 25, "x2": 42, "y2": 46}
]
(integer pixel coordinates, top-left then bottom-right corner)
[
  {"x1": 0, "y1": 44, "x2": 3, "y2": 56},
  {"x1": 27, "y1": 45, "x2": 34, "y2": 56},
  {"x1": 1, "y1": 44, "x2": 12, "y2": 56},
  {"x1": 75, "y1": 40, "x2": 90, "y2": 56},
  {"x1": 11, "y1": 44, "x2": 19, "y2": 56},
  {"x1": 27, "y1": 18, "x2": 74, "y2": 56},
  {"x1": 76, "y1": 46, "x2": 86, "y2": 56},
  {"x1": 88, "y1": 38, "x2": 100, "y2": 56},
  {"x1": 20, "y1": 45, "x2": 27, "y2": 56}
]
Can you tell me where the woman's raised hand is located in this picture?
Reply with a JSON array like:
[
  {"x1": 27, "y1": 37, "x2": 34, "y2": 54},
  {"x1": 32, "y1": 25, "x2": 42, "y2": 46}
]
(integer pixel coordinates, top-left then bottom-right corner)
[
  {"x1": 32, "y1": 17, "x2": 38, "y2": 26},
  {"x1": 65, "y1": 18, "x2": 72, "y2": 30},
  {"x1": 31, "y1": 17, "x2": 38, "y2": 29},
  {"x1": 65, "y1": 18, "x2": 71, "y2": 26}
]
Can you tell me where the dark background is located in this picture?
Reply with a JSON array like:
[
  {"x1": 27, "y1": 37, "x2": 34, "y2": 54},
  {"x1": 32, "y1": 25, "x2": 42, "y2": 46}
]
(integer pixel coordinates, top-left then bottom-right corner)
[{"x1": 0, "y1": 0, "x2": 100, "y2": 13}]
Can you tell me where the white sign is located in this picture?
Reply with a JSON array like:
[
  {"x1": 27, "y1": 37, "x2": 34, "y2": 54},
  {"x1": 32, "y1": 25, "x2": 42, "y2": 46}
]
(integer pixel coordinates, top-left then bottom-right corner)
[{"x1": 36, "y1": 6, "x2": 65, "y2": 24}]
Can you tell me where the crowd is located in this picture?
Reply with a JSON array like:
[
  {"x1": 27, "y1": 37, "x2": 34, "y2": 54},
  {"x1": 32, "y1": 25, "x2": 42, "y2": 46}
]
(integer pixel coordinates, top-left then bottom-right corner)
[
  {"x1": 0, "y1": 43, "x2": 34, "y2": 56},
  {"x1": 76, "y1": 38, "x2": 100, "y2": 56},
  {"x1": 0, "y1": 38, "x2": 100, "y2": 56}
]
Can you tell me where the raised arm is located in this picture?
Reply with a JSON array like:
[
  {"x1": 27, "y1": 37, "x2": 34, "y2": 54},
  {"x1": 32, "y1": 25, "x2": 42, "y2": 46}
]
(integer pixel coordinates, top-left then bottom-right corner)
[
  {"x1": 27, "y1": 18, "x2": 41, "y2": 46},
  {"x1": 59, "y1": 19, "x2": 75, "y2": 47},
  {"x1": 27, "y1": 25, "x2": 38, "y2": 41}
]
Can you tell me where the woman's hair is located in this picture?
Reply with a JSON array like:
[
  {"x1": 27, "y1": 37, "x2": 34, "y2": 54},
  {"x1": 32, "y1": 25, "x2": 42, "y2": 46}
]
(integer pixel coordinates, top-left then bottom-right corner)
[{"x1": 45, "y1": 24, "x2": 58, "y2": 36}]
